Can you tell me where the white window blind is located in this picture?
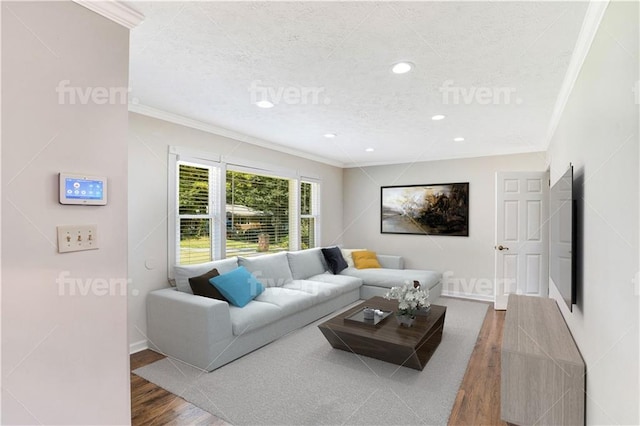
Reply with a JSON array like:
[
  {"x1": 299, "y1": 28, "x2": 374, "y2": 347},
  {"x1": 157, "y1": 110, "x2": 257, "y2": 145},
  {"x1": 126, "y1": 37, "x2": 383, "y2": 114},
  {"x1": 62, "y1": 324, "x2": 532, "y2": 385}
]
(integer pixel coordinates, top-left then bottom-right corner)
[
  {"x1": 226, "y1": 168, "x2": 293, "y2": 257},
  {"x1": 301, "y1": 180, "x2": 320, "y2": 249},
  {"x1": 174, "y1": 160, "x2": 222, "y2": 265}
]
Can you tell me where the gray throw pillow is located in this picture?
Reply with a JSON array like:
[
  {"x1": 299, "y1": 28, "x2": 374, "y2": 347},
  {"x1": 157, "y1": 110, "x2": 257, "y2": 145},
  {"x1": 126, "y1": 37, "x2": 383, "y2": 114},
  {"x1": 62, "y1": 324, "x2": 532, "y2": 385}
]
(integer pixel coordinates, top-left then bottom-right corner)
[
  {"x1": 238, "y1": 252, "x2": 293, "y2": 287},
  {"x1": 287, "y1": 248, "x2": 327, "y2": 280}
]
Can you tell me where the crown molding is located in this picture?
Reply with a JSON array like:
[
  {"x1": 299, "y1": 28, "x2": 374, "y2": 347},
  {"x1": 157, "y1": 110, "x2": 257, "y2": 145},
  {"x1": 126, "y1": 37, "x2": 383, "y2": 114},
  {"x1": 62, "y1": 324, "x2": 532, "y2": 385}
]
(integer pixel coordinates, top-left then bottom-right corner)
[
  {"x1": 343, "y1": 148, "x2": 547, "y2": 169},
  {"x1": 128, "y1": 103, "x2": 345, "y2": 168},
  {"x1": 544, "y1": 0, "x2": 609, "y2": 147},
  {"x1": 73, "y1": 0, "x2": 144, "y2": 29}
]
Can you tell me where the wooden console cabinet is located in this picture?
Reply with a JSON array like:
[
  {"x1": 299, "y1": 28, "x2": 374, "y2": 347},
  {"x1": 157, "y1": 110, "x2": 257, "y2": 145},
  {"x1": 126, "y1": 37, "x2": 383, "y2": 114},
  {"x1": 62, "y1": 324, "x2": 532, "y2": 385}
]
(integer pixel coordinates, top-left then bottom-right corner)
[{"x1": 501, "y1": 295, "x2": 585, "y2": 425}]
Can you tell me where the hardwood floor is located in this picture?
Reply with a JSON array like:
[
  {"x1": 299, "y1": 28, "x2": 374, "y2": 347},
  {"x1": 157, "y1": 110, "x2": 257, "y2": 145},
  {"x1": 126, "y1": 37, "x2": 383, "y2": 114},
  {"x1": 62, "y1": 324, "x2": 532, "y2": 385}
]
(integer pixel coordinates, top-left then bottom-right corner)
[
  {"x1": 130, "y1": 351, "x2": 227, "y2": 425},
  {"x1": 131, "y1": 302, "x2": 506, "y2": 425}
]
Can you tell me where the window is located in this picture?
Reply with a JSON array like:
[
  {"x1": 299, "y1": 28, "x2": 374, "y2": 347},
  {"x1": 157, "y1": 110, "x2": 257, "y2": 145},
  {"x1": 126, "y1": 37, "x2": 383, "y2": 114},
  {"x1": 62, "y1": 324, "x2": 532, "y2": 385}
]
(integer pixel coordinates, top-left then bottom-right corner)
[
  {"x1": 301, "y1": 180, "x2": 320, "y2": 249},
  {"x1": 226, "y1": 170, "x2": 290, "y2": 257},
  {"x1": 169, "y1": 149, "x2": 321, "y2": 268},
  {"x1": 175, "y1": 161, "x2": 221, "y2": 265}
]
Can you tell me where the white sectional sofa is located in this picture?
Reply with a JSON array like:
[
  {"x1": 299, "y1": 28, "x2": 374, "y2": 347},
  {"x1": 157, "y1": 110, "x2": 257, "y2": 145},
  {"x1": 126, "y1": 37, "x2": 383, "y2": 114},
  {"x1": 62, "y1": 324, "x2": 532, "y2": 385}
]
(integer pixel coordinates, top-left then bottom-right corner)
[{"x1": 146, "y1": 248, "x2": 442, "y2": 371}]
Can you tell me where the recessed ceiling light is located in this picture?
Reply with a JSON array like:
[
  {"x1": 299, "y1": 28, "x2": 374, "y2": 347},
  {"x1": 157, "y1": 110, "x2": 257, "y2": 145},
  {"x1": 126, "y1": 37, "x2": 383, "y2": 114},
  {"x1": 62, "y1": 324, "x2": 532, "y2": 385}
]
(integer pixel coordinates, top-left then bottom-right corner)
[
  {"x1": 453, "y1": 137, "x2": 465, "y2": 142},
  {"x1": 431, "y1": 114, "x2": 446, "y2": 121},
  {"x1": 392, "y1": 62, "x2": 413, "y2": 74},
  {"x1": 323, "y1": 133, "x2": 337, "y2": 139},
  {"x1": 255, "y1": 100, "x2": 274, "y2": 108},
  {"x1": 365, "y1": 147, "x2": 375, "y2": 152}
]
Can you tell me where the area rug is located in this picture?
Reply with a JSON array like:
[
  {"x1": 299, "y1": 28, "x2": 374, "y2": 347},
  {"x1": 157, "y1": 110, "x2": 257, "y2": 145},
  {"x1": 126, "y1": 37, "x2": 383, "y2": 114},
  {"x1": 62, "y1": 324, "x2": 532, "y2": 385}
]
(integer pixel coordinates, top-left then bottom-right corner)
[{"x1": 134, "y1": 297, "x2": 488, "y2": 425}]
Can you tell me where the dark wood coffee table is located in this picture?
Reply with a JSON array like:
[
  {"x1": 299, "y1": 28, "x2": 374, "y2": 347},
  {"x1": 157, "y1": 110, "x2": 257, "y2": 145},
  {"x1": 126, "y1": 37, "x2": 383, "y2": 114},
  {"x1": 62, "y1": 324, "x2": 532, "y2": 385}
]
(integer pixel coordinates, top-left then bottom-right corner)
[{"x1": 318, "y1": 296, "x2": 446, "y2": 370}]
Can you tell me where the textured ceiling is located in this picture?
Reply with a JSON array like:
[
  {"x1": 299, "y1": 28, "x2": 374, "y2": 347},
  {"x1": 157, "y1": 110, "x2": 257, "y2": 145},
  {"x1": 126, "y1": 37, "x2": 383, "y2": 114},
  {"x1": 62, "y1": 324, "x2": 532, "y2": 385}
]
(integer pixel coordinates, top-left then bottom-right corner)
[{"x1": 129, "y1": 1, "x2": 589, "y2": 167}]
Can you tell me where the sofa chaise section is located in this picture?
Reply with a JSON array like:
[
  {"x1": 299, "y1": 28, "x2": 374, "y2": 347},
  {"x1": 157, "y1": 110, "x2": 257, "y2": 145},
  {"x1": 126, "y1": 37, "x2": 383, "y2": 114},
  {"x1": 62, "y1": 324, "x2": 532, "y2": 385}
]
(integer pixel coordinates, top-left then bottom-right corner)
[
  {"x1": 342, "y1": 264, "x2": 442, "y2": 300},
  {"x1": 337, "y1": 254, "x2": 442, "y2": 300}
]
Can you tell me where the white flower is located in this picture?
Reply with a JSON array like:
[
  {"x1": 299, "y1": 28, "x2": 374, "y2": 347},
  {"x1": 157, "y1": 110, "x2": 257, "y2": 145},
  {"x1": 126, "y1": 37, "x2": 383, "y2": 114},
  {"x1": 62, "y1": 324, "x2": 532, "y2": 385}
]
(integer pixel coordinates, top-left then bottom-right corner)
[{"x1": 384, "y1": 283, "x2": 431, "y2": 316}]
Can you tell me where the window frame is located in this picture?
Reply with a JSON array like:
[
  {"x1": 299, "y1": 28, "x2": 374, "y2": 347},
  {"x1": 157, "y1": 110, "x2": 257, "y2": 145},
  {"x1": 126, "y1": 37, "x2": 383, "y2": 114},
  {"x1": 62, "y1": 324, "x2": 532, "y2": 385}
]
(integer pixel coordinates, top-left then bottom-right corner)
[
  {"x1": 175, "y1": 160, "x2": 221, "y2": 265},
  {"x1": 300, "y1": 178, "x2": 321, "y2": 250},
  {"x1": 168, "y1": 150, "x2": 225, "y2": 277}
]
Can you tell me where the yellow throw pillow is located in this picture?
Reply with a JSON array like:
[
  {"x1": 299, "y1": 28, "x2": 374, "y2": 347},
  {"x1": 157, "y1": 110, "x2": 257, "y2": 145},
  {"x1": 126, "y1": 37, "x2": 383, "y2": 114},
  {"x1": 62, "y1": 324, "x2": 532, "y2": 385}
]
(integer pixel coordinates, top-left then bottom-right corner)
[{"x1": 352, "y1": 250, "x2": 381, "y2": 269}]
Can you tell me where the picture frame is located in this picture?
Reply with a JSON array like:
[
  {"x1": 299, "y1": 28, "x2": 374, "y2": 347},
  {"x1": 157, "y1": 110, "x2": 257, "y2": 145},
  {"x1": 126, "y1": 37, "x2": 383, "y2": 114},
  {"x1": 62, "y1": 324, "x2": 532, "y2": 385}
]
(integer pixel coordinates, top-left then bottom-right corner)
[{"x1": 381, "y1": 183, "x2": 469, "y2": 236}]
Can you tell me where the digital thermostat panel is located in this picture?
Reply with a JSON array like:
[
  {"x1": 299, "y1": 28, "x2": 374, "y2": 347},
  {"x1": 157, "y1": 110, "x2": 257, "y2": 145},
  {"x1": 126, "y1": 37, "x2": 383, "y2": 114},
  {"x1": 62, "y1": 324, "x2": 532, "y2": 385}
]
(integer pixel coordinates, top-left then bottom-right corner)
[{"x1": 59, "y1": 173, "x2": 107, "y2": 205}]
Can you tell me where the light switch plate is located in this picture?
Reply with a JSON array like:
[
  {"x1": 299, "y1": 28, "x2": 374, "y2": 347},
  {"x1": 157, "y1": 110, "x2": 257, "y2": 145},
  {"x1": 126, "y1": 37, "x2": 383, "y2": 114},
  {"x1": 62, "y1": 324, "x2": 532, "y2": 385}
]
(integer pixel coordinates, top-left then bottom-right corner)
[{"x1": 57, "y1": 225, "x2": 98, "y2": 253}]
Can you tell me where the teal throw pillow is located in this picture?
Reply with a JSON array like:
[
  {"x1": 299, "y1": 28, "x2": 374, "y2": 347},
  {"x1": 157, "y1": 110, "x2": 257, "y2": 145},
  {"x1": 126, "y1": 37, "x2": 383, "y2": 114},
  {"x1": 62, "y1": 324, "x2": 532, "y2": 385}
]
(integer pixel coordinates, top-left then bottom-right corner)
[{"x1": 210, "y1": 266, "x2": 265, "y2": 307}]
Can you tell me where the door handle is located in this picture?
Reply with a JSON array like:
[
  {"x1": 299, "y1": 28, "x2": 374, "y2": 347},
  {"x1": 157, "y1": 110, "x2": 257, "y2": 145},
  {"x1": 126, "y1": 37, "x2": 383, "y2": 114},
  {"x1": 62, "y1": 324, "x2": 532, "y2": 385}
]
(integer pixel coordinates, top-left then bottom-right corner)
[{"x1": 496, "y1": 245, "x2": 509, "y2": 251}]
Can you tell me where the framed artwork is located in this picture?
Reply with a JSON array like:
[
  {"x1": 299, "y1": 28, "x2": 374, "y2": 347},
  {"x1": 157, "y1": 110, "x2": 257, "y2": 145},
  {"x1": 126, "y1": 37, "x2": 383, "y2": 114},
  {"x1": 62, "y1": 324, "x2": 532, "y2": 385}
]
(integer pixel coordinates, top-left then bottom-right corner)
[{"x1": 381, "y1": 183, "x2": 469, "y2": 236}]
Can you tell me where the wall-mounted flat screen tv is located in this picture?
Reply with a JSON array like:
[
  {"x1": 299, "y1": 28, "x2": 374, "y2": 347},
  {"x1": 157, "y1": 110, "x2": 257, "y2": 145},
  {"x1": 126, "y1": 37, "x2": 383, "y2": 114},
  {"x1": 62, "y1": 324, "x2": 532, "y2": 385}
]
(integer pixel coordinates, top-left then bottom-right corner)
[{"x1": 549, "y1": 165, "x2": 576, "y2": 311}]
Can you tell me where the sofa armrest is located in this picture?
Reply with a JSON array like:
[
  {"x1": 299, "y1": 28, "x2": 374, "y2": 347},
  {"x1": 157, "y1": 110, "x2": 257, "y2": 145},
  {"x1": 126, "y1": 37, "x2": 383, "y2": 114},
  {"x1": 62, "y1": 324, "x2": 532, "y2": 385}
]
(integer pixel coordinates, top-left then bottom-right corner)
[
  {"x1": 377, "y1": 255, "x2": 404, "y2": 269},
  {"x1": 147, "y1": 288, "x2": 233, "y2": 369}
]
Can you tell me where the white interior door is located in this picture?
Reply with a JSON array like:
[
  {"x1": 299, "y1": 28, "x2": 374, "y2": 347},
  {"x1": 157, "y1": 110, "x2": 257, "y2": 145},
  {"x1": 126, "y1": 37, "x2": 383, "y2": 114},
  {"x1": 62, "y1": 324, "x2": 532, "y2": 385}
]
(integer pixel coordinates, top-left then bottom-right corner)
[{"x1": 494, "y1": 172, "x2": 549, "y2": 310}]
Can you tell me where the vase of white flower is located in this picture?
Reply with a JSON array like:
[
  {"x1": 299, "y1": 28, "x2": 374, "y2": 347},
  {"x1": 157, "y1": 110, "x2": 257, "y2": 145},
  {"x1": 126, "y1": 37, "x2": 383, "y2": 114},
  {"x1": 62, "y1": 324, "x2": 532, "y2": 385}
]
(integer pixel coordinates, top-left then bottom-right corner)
[
  {"x1": 384, "y1": 282, "x2": 430, "y2": 328},
  {"x1": 396, "y1": 314, "x2": 415, "y2": 327}
]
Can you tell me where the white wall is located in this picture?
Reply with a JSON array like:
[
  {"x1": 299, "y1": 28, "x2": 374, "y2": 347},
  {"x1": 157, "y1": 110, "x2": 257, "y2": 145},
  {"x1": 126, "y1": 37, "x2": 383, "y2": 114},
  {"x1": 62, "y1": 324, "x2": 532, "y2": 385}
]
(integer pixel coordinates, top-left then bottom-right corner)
[
  {"x1": 546, "y1": 1, "x2": 639, "y2": 424},
  {"x1": 128, "y1": 112, "x2": 344, "y2": 350},
  {"x1": 342, "y1": 152, "x2": 546, "y2": 300},
  {"x1": 1, "y1": 1, "x2": 130, "y2": 424}
]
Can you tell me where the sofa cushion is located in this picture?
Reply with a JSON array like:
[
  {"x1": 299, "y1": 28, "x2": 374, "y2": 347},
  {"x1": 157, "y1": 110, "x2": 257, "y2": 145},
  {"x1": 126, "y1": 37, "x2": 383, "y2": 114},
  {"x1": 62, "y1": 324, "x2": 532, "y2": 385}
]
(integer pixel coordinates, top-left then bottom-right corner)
[
  {"x1": 228, "y1": 301, "x2": 283, "y2": 336},
  {"x1": 352, "y1": 250, "x2": 382, "y2": 269},
  {"x1": 239, "y1": 252, "x2": 293, "y2": 287},
  {"x1": 321, "y1": 246, "x2": 348, "y2": 274},
  {"x1": 174, "y1": 257, "x2": 239, "y2": 294},
  {"x1": 305, "y1": 274, "x2": 363, "y2": 294},
  {"x1": 282, "y1": 279, "x2": 362, "y2": 304},
  {"x1": 341, "y1": 248, "x2": 366, "y2": 268},
  {"x1": 287, "y1": 248, "x2": 327, "y2": 280},
  {"x1": 283, "y1": 279, "x2": 340, "y2": 301},
  {"x1": 254, "y1": 287, "x2": 315, "y2": 316},
  {"x1": 341, "y1": 268, "x2": 442, "y2": 292},
  {"x1": 210, "y1": 267, "x2": 265, "y2": 308},
  {"x1": 189, "y1": 268, "x2": 226, "y2": 301}
]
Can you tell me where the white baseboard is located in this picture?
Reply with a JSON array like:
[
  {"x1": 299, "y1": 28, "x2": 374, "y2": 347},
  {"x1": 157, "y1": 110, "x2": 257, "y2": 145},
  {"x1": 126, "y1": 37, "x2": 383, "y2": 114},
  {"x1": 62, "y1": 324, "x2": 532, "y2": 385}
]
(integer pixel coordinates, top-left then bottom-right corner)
[
  {"x1": 441, "y1": 290, "x2": 494, "y2": 303},
  {"x1": 129, "y1": 339, "x2": 148, "y2": 354}
]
